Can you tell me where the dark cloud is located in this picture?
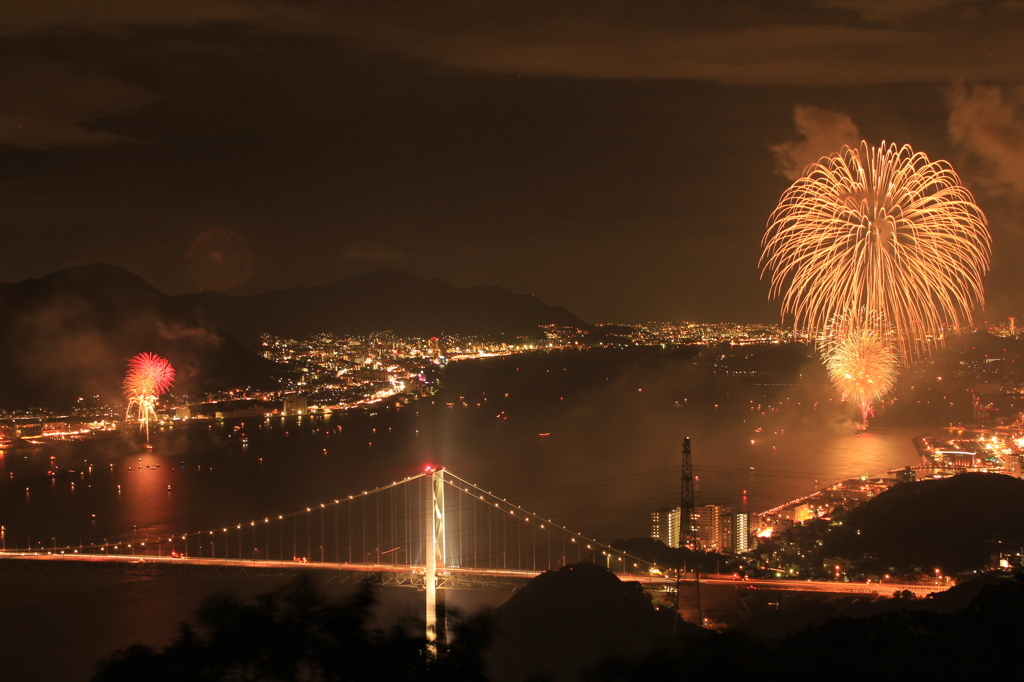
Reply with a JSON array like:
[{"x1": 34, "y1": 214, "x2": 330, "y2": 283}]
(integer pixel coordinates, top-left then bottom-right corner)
[
  {"x1": 336, "y1": 19, "x2": 935, "y2": 86},
  {"x1": 812, "y1": 0, "x2": 976, "y2": 22},
  {"x1": 312, "y1": 3, "x2": 1024, "y2": 87},
  {"x1": 342, "y1": 240, "x2": 406, "y2": 265},
  {"x1": 4, "y1": 3, "x2": 1021, "y2": 87},
  {"x1": 0, "y1": 57, "x2": 160, "y2": 149},
  {"x1": 1, "y1": 2, "x2": 1023, "y2": 322},
  {"x1": 0, "y1": 1, "x2": 277, "y2": 37}
]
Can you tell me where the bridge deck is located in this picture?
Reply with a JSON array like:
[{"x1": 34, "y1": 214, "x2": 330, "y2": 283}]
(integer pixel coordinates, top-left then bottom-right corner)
[{"x1": 0, "y1": 551, "x2": 947, "y2": 596}]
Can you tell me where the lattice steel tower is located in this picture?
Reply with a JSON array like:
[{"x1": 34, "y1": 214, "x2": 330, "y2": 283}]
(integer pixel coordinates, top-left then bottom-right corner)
[{"x1": 675, "y1": 437, "x2": 703, "y2": 625}]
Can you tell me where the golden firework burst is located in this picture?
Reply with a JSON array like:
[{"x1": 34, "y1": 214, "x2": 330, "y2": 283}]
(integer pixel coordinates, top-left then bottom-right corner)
[{"x1": 762, "y1": 141, "x2": 991, "y2": 362}]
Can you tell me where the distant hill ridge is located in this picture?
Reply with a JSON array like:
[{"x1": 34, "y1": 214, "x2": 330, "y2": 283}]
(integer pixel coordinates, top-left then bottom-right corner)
[
  {"x1": 173, "y1": 268, "x2": 588, "y2": 349},
  {"x1": 0, "y1": 264, "x2": 588, "y2": 407},
  {"x1": 0, "y1": 264, "x2": 280, "y2": 408}
]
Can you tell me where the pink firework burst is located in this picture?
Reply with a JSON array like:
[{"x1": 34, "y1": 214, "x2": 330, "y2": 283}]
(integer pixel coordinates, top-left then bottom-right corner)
[{"x1": 123, "y1": 352, "x2": 175, "y2": 398}]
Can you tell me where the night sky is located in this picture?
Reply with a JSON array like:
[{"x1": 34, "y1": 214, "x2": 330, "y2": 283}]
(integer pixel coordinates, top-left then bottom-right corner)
[{"x1": 2, "y1": 1, "x2": 1023, "y2": 324}]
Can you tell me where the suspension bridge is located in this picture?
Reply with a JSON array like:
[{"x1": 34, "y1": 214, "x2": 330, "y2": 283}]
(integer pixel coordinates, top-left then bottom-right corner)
[
  {"x1": 0, "y1": 466, "x2": 665, "y2": 646},
  {"x1": 0, "y1": 465, "x2": 947, "y2": 645}
]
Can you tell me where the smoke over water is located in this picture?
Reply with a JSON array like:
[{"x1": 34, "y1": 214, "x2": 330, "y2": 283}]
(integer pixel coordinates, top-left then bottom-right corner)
[
  {"x1": 0, "y1": 264, "x2": 278, "y2": 409},
  {"x1": 408, "y1": 348, "x2": 924, "y2": 540},
  {"x1": 1, "y1": 298, "x2": 216, "y2": 406}
]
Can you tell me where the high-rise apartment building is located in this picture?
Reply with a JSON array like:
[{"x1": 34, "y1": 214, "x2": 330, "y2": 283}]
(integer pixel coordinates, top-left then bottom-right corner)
[
  {"x1": 693, "y1": 504, "x2": 733, "y2": 552},
  {"x1": 732, "y1": 511, "x2": 751, "y2": 554},
  {"x1": 653, "y1": 504, "x2": 752, "y2": 554},
  {"x1": 651, "y1": 507, "x2": 681, "y2": 548}
]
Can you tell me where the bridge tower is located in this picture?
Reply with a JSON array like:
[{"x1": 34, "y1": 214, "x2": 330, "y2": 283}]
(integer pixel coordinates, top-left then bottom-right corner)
[{"x1": 425, "y1": 466, "x2": 446, "y2": 654}]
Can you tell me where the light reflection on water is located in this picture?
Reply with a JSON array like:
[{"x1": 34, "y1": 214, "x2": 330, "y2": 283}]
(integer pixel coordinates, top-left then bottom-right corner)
[
  {"x1": 0, "y1": 350, "x2": 944, "y2": 550},
  {"x1": 120, "y1": 451, "x2": 176, "y2": 540}
]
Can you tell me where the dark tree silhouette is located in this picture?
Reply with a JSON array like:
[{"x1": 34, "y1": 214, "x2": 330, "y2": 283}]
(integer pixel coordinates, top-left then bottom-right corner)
[
  {"x1": 92, "y1": 576, "x2": 435, "y2": 682},
  {"x1": 586, "y1": 572, "x2": 1024, "y2": 681}
]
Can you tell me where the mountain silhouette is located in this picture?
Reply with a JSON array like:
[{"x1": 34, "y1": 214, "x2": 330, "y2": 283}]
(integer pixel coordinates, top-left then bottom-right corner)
[
  {"x1": 0, "y1": 265, "x2": 590, "y2": 408},
  {"x1": 174, "y1": 269, "x2": 588, "y2": 349},
  {"x1": 0, "y1": 264, "x2": 279, "y2": 408}
]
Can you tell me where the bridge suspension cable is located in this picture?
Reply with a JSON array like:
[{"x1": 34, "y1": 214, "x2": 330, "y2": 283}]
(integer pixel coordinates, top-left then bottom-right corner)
[{"x1": 5, "y1": 468, "x2": 656, "y2": 576}]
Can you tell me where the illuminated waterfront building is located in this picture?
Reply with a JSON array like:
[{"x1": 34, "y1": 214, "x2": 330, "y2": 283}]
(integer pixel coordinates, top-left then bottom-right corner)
[
  {"x1": 651, "y1": 507, "x2": 681, "y2": 548},
  {"x1": 654, "y1": 505, "x2": 751, "y2": 553},
  {"x1": 895, "y1": 466, "x2": 916, "y2": 485},
  {"x1": 283, "y1": 395, "x2": 308, "y2": 416},
  {"x1": 732, "y1": 512, "x2": 751, "y2": 554}
]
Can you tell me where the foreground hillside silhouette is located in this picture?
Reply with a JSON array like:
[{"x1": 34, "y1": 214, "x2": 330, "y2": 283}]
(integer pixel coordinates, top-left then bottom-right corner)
[
  {"x1": 92, "y1": 564, "x2": 1024, "y2": 682},
  {"x1": 825, "y1": 472, "x2": 1024, "y2": 574}
]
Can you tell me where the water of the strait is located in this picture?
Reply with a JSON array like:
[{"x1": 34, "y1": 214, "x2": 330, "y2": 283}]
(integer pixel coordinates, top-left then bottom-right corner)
[{"x1": 0, "y1": 347, "x2": 962, "y2": 680}]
